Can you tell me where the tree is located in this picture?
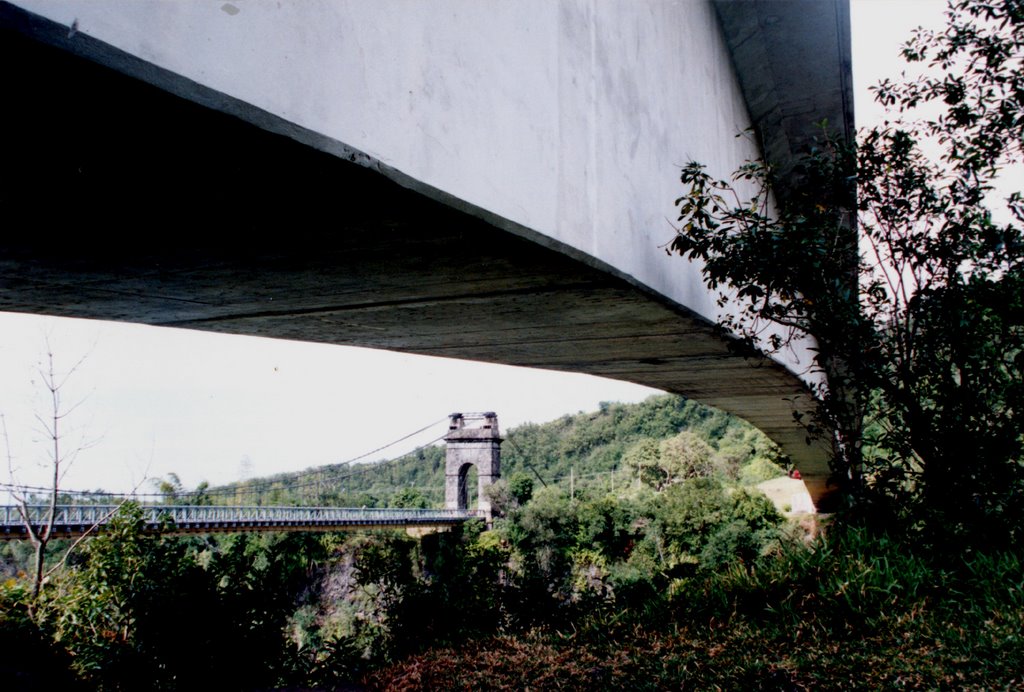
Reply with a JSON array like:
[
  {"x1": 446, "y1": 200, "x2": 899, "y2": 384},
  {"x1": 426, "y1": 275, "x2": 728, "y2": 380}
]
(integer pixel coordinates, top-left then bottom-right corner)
[
  {"x1": 623, "y1": 438, "x2": 665, "y2": 489},
  {"x1": 625, "y1": 433, "x2": 715, "y2": 490},
  {"x1": 856, "y1": 0, "x2": 1024, "y2": 539},
  {"x1": 670, "y1": 0, "x2": 1024, "y2": 544},
  {"x1": 658, "y1": 431, "x2": 716, "y2": 482},
  {"x1": 152, "y1": 472, "x2": 212, "y2": 505},
  {"x1": 4, "y1": 344, "x2": 99, "y2": 600},
  {"x1": 390, "y1": 486, "x2": 429, "y2": 509},
  {"x1": 507, "y1": 472, "x2": 535, "y2": 505}
]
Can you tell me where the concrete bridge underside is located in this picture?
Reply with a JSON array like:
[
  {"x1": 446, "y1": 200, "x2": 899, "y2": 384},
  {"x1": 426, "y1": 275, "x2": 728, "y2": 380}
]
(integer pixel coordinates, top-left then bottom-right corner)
[{"x1": 0, "y1": 2, "x2": 848, "y2": 508}]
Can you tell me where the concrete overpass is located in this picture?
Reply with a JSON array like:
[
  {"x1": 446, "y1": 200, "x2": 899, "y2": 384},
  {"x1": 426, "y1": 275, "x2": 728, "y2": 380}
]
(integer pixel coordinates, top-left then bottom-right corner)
[{"x1": 0, "y1": 1, "x2": 853, "y2": 508}]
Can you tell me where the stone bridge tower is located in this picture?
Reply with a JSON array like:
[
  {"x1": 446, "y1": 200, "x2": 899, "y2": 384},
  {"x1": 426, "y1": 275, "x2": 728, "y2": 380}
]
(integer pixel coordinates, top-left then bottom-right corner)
[{"x1": 445, "y1": 412, "x2": 501, "y2": 520}]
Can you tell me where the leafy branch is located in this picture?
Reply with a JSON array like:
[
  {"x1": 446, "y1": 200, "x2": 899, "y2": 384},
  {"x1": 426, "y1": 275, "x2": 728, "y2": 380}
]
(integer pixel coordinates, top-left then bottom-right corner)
[{"x1": 669, "y1": 0, "x2": 1024, "y2": 546}]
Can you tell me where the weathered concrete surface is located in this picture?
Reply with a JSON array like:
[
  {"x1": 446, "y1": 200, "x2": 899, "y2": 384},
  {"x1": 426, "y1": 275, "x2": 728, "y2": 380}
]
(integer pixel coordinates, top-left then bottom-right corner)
[
  {"x1": 756, "y1": 476, "x2": 817, "y2": 516},
  {"x1": 0, "y1": 1, "x2": 851, "y2": 508},
  {"x1": 713, "y1": 0, "x2": 854, "y2": 199}
]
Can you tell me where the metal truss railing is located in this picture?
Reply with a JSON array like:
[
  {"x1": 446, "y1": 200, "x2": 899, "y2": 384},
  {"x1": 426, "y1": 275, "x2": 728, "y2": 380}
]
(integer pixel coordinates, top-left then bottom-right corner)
[{"x1": 0, "y1": 504, "x2": 482, "y2": 539}]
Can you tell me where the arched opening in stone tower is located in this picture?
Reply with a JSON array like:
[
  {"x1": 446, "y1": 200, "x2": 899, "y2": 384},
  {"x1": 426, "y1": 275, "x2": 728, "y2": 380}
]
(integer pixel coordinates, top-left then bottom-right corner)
[{"x1": 456, "y1": 462, "x2": 479, "y2": 510}]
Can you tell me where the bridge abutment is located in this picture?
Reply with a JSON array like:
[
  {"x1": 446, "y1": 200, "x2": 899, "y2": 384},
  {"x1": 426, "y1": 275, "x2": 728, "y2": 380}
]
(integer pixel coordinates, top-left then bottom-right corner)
[{"x1": 444, "y1": 412, "x2": 501, "y2": 521}]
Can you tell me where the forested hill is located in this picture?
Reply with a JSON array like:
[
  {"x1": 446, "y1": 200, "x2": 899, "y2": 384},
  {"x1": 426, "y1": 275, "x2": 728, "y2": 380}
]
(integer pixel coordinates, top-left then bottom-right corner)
[{"x1": 208, "y1": 394, "x2": 785, "y2": 507}]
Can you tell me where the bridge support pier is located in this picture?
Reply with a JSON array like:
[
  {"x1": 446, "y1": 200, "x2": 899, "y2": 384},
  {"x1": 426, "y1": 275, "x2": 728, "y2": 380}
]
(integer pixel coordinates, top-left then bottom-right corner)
[{"x1": 444, "y1": 412, "x2": 501, "y2": 522}]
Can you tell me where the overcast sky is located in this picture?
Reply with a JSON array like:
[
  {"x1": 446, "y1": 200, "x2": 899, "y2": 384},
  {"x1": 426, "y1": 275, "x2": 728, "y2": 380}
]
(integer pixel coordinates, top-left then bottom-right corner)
[
  {"x1": 0, "y1": 313, "x2": 664, "y2": 496},
  {"x1": 1, "y1": 1, "x2": 957, "y2": 497}
]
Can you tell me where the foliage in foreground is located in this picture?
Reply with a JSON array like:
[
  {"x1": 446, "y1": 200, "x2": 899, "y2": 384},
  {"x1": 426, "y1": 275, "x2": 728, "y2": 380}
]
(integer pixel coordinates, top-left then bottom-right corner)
[
  {"x1": 670, "y1": 0, "x2": 1024, "y2": 545},
  {"x1": 0, "y1": 459, "x2": 788, "y2": 689},
  {"x1": 0, "y1": 394, "x2": 791, "y2": 689},
  {"x1": 2, "y1": 505, "x2": 338, "y2": 690},
  {"x1": 369, "y1": 526, "x2": 1024, "y2": 690},
  {"x1": 3, "y1": 485, "x2": 1021, "y2": 689}
]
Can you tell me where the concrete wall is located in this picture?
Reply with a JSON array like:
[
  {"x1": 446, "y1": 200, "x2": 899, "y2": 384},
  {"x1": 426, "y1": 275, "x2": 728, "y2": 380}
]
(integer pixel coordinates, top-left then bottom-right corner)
[{"x1": 11, "y1": 0, "x2": 782, "y2": 364}]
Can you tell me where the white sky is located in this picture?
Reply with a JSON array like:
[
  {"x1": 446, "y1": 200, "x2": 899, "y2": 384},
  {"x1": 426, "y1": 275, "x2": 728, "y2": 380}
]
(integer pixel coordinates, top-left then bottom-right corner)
[
  {"x1": 0, "y1": 313, "x2": 661, "y2": 495},
  {"x1": 850, "y1": 0, "x2": 946, "y2": 123},
  {"x1": 0, "y1": 0, "x2": 986, "y2": 497}
]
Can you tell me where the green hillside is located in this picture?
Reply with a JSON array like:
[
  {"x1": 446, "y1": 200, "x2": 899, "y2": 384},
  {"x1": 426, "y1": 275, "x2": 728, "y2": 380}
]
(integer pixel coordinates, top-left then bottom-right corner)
[{"x1": 206, "y1": 394, "x2": 785, "y2": 507}]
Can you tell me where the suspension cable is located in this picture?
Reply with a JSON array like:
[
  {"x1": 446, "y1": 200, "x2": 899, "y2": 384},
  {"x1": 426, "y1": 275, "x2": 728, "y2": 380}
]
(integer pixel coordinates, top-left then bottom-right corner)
[{"x1": 2, "y1": 418, "x2": 449, "y2": 501}]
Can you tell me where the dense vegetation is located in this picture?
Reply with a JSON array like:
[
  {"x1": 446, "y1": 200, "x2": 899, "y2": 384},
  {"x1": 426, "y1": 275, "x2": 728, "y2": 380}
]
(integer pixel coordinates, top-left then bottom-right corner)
[
  {"x1": 4, "y1": 394, "x2": 1021, "y2": 688},
  {"x1": 202, "y1": 394, "x2": 784, "y2": 509},
  {"x1": 672, "y1": 0, "x2": 1024, "y2": 547},
  {"x1": 1, "y1": 394, "x2": 793, "y2": 688},
  {"x1": 366, "y1": 530, "x2": 1024, "y2": 689},
  {"x1": 4, "y1": 1, "x2": 1023, "y2": 687}
]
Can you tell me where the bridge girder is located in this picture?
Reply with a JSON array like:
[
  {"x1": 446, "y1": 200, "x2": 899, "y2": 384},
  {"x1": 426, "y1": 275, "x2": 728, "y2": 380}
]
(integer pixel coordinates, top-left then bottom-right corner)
[{"x1": 0, "y1": 1, "x2": 849, "y2": 509}]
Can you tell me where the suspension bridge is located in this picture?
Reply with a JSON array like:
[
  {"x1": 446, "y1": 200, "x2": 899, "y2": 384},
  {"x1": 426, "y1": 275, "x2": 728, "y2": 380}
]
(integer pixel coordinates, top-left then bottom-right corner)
[
  {"x1": 0, "y1": 413, "x2": 501, "y2": 540},
  {"x1": 0, "y1": 504, "x2": 481, "y2": 540}
]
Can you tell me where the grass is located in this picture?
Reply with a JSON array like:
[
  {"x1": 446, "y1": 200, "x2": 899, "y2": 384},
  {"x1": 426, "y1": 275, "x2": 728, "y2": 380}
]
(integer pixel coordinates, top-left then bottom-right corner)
[
  {"x1": 363, "y1": 527, "x2": 1024, "y2": 690},
  {"x1": 363, "y1": 618, "x2": 1020, "y2": 690}
]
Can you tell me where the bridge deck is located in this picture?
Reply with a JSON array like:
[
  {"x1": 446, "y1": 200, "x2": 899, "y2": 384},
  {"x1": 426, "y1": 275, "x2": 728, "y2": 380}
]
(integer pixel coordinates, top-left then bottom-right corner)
[
  {"x1": 0, "y1": 2, "x2": 848, "y2": 509},
  {"x1": 0, "y1": 505, "x2": 479, "y2": 540}
]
